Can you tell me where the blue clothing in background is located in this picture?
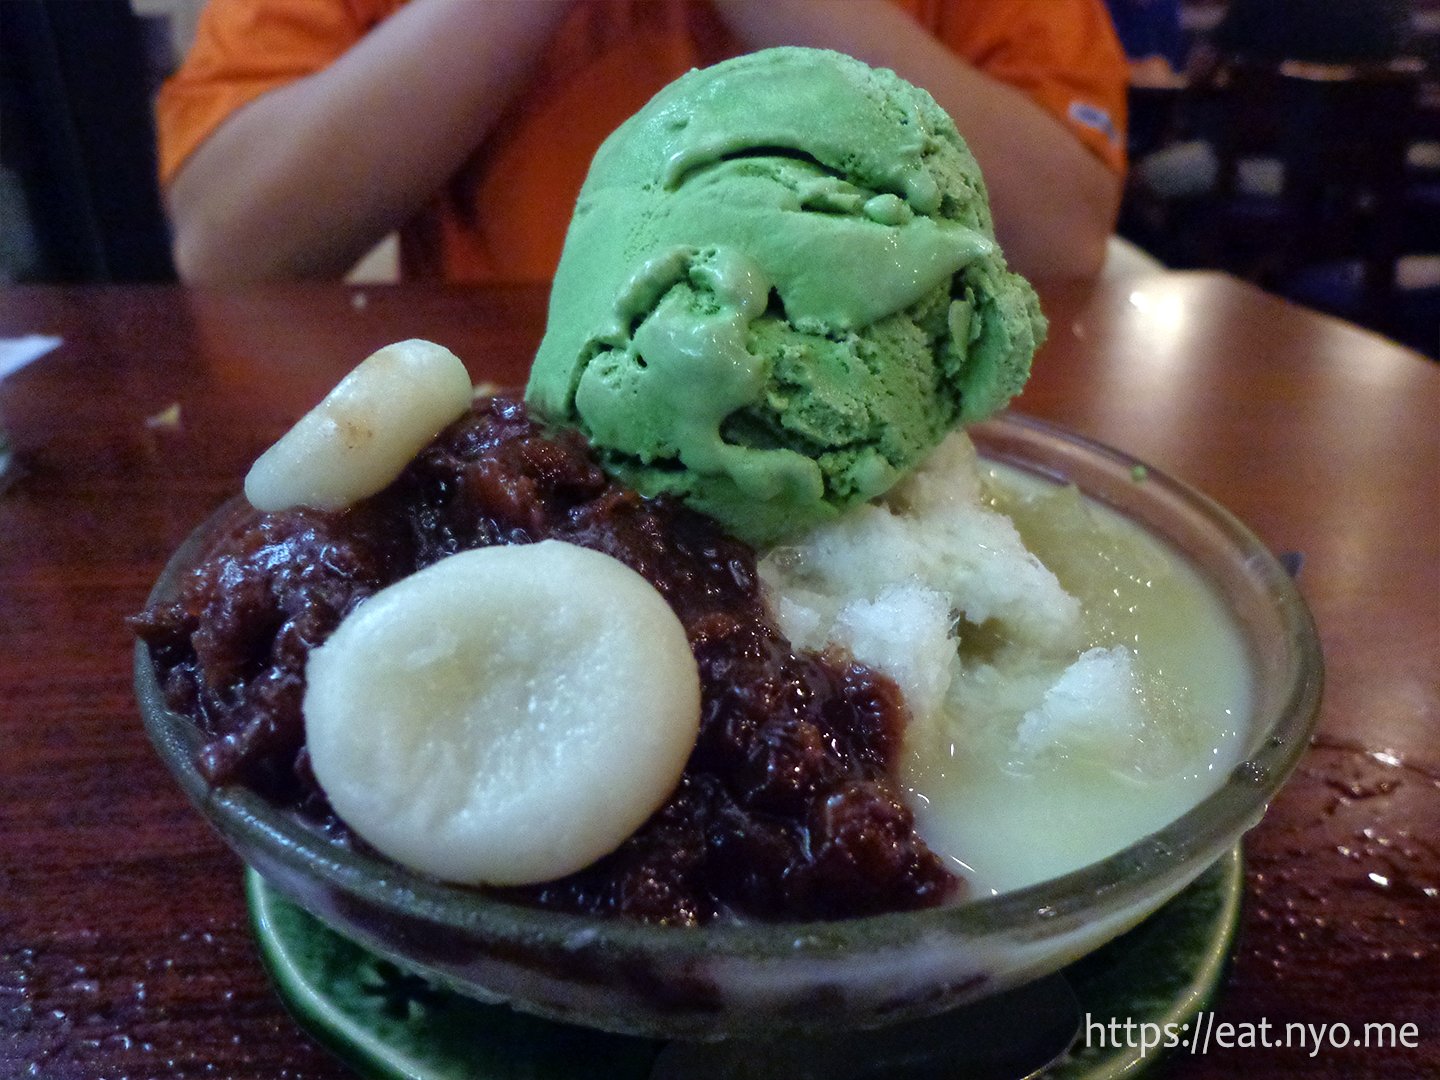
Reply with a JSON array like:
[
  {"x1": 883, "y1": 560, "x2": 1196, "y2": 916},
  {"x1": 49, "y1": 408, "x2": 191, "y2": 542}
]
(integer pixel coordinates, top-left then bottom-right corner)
[{"x1": 1104, "y1": 0, "x2": 1187, "y2": 70}]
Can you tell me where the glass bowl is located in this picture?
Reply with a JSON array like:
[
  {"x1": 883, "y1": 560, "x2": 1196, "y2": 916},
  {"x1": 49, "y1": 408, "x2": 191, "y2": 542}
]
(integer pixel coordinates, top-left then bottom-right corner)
[{"x1": 134, "y1": 412, "x2": 1323, "y2": 1041}]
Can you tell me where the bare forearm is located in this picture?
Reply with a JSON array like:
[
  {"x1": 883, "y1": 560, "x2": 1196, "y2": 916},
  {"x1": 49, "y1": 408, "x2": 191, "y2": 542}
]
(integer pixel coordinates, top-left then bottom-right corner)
[
  {"x1": 713, "y1": 0, "x2": 1121, "y2": 279},
  {"x1": 168, "y1": 0, "x2": 574, "y2": 282}
]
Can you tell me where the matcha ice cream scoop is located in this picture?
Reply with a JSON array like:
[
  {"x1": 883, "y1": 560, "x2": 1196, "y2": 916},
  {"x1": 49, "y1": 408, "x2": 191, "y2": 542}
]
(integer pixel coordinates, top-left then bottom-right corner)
[{"x1": 526, "y1": 47, "x2": 1045, "y2": 545}]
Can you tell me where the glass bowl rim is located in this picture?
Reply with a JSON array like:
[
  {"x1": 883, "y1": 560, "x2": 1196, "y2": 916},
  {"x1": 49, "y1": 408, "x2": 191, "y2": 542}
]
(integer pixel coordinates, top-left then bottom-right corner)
[{"x1": 135, "y1": 409, "x2": 1324, "y2": 960}]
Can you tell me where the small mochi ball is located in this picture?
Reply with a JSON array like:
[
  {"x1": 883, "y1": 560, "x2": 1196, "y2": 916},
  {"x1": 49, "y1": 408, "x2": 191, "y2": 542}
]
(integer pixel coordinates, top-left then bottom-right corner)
[
  {"x1": 303, "y1": 540, "x2": 702, "y2": 886},
  {"x1": 245, "y1": 338, "x2": 472, "y2": 512}
]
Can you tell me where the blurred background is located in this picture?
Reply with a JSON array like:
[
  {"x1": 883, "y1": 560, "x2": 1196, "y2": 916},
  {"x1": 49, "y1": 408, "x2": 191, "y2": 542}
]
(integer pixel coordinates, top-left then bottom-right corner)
[
  {"x1": 1, "y1": 0, "x2": 1436, "y2": 359},
  {"x1": 1111, "y1": 0, "x2": 1440, "y2": 360}
]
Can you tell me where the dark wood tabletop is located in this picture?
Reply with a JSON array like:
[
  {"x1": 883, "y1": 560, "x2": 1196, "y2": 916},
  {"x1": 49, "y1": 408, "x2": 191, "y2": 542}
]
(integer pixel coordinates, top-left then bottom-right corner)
[{"x1": 1, "y1": 272, "x2": 1436, "y2": 1079}]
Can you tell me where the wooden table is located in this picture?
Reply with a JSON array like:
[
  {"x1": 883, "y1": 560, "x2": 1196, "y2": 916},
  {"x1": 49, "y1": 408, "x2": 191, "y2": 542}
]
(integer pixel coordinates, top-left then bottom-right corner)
[{"x1": 1, "y1": 273, "x2": 1436, "y2": 1078}]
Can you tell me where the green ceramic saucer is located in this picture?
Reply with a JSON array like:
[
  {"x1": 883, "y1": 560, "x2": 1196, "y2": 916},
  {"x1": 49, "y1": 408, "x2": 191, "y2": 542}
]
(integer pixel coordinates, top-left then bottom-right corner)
[{"x1": 248, "y1": 846, "x2": 1242, "y2": 1080}]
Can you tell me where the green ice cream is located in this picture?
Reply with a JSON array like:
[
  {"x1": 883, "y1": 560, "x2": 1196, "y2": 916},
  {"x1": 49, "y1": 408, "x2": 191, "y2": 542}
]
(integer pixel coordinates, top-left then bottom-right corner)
[{"x1": 526, "y1": 47, "x2": 1045, "y2": 545}]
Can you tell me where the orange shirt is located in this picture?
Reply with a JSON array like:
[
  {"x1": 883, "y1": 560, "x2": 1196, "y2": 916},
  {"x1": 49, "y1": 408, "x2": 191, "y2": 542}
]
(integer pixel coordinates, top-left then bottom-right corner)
[{"x1": 157, "y1": 0, "x2": 1126, "y2": 283}]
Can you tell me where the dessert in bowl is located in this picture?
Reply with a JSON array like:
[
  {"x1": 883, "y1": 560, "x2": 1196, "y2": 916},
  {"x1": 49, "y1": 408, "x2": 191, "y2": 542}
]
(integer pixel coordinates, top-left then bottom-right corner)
[
  {"x1": 133, "y1": 399, "x2": 1320, "y2": 1039},
  {"x1": 133, "y1": 49, "x2": 1321, "y2": 1042}
]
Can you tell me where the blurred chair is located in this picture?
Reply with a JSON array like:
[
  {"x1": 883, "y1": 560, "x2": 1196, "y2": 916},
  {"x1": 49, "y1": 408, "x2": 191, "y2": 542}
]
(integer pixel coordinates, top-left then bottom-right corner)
[
  {"x1": 1203, "y1": 57, "x2": 1425, "y2": 322},
  {"x1": 0, "y1": 0, "x2": 175, "y2": 283}
]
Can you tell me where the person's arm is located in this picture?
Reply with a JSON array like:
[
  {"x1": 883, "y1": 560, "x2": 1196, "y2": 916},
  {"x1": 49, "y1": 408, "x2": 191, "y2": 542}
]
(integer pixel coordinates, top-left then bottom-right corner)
[
  {"x1": 712, "y1": 0, "x2": 1122, "y2": 279},
  {"x1": 166, "y1": 0, "x2": 575, "y2": 283}
]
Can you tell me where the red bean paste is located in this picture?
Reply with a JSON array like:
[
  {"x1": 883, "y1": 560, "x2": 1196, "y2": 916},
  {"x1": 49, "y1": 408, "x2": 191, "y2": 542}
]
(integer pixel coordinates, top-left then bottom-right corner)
[{"x1": 133, "y1": 396, "x2": 960, "y2": 924}]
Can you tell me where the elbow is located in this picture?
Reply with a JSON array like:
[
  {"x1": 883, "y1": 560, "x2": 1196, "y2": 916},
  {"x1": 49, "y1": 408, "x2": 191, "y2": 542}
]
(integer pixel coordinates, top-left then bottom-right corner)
[
  {"x1": 169, "y1": 211, "x2": 276, "y2": 285},
  {"x1": 996, "y1": 214, "x2": 1113, "y2": 283},
  {"x1": 1051, "y1": 159, "x2": 1123, "y2": 281},
  {"x1": 1007, "y1": 162, "x2": 1121, "y2": 282},
  {"x1": 168, "y1": 195, "x2": 374, "y2": 283},
  {"x1": 169, "y1": 222, "x2": 221, "y2": 284},
  {"x1": 164, "y1": 124, "x2": 295, "y2": 283},
  {"x1": 1067, "y1": 226, "x2": 1113, "y2": 283},
  {"x1": 168, "y1": 207, "x2": 234, "y2": 284},
  {"x1": 166, "y1": 178, "x2": 231, "y2": 283},
  {"x1": 165, "y1": 168, "x2": 308, "y2": 283},
  {"x1": 1074, "y1": 164, "x2": 1125, "y2": 280}
]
